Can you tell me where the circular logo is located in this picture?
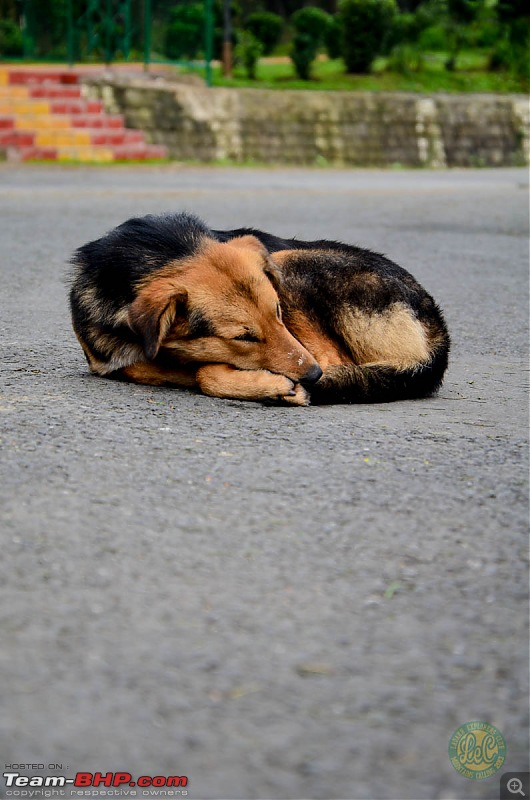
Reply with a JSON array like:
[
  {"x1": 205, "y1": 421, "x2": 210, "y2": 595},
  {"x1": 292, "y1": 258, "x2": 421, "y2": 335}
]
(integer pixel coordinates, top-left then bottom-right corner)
[{"x1": 448, "y1": 721, "x2": 506, "y2": 780}]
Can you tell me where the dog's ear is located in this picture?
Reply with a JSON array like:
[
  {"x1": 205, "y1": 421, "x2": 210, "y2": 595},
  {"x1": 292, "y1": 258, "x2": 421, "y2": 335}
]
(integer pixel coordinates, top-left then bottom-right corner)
[
  {"x1": 229, "y1": 235, "x2": 283, "y2": 290},
  {"x1": 228, "y1": 234, "x2": 268, "y2": 257},
  {"x1": 263, "y1": 256, "x2": 282, "y2": 291},
  {"x1": 129, "y1": 278, "x2": 188, "y2": 361}
]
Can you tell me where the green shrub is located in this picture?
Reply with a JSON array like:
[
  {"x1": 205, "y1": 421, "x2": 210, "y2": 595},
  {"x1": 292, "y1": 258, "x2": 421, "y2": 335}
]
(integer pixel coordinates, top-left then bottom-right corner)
[
  {"x1": 386, "y1": 42, "x2": 424, "y2": 73},
  {"x1": 496, "y1": 0, "x2": 529, "y2": 82},
  {"x1": 417, "y1": 22, "x2": 449, "y2": 50},
  {"x1": 488, "y1": 33, "x2": 512, "y2": 70},
  {"x1": 0, "y1": 19, "x2": 23, "y2": 57},
  {"x1": 385, "y1": 6, "x2": 434, "y2": 68},
  {"x1": 290, "y1": 31, "x2": 319, "y2": 80},
  {"x1": 245, "y1": 11, "x2": 283, "y2": 55},
  {"x1": 165, "y1": 1, "x2": 239, "y2": 61},
  {"x1": 339, "y1": 0, "x2": 397, "y2": 73},
  {"x1": 444, "y1": 0, "x2": 484, "y2": 69},
  {"x1": 289, "y1": 7, "x2": 332, "y2": 80},
  {"x1": 164, "y1": 3, "x2": 205, "y2": 60},
  {"x1": 389, "y1": 11, "x2": 423, "y2": 46},
  {"x1": 490, "y1": 16, "x2": 529, "y2": 83},
  {"x1": 325, "y1": 17, "x2": 343, "y2": 59},
  {"x1": 234, "y1": 31, "x2": 263, "y2": 79},
  {"x1": 471, "y1": 18, "x2": 502, "y2": 48},
  {"x1": 291, "y1": 6, "x2": 333, "y2": 41}
]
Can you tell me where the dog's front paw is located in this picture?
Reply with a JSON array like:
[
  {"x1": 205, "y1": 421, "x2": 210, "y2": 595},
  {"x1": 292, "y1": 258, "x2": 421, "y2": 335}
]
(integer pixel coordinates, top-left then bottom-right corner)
[
  {"x1": 281, "y1": 382, "x2": 309, "y2": 406},
  {"x1": 260, "y1": 374, "x2": 309, "y2": 406},
  {"x1": 261, "y1": 373, "x2": 297, "y2": 402}
]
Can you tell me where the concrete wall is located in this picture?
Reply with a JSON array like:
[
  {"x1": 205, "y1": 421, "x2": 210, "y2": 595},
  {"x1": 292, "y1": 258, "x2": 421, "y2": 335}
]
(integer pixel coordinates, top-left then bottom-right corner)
[{"x1": 83, "y1": 77, "x2": 529, "y2": 168}]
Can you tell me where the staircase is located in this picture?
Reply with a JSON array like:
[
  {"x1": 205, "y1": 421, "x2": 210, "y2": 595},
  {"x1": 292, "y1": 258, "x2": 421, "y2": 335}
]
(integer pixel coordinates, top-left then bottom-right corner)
[{"x1": 0, "y1": 67, "x2": 167, "y2": 163}]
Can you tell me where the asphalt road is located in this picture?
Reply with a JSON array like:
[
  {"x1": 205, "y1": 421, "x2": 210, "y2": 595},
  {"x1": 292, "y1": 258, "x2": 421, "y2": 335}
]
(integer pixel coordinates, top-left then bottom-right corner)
[{"x1": 0, "y1": 165, "x2": 528, "y2": 800}]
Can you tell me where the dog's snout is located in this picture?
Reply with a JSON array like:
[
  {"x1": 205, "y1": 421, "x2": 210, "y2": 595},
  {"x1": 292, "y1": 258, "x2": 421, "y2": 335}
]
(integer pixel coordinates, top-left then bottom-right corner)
[{"x1": 300, "y1": 364, "x2": 323, "y2": 387}]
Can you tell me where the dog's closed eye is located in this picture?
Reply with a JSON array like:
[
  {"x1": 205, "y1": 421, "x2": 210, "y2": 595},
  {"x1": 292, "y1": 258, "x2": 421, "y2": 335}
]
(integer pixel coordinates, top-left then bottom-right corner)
[{"x1": 233, "y1": 331, "x2": 262, "y2": 343}]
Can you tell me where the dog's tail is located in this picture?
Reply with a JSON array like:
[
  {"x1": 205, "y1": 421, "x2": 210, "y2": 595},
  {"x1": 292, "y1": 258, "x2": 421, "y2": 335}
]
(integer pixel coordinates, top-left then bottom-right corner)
[{"x1": 309, "y1": 329, "x2": 450, "y2": 405}]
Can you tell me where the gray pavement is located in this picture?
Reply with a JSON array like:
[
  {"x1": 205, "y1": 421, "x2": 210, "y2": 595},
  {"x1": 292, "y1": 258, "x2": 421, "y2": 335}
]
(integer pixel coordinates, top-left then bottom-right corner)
[{"x1": 0, "y1": 165, "x2": 528, "y2": 800}]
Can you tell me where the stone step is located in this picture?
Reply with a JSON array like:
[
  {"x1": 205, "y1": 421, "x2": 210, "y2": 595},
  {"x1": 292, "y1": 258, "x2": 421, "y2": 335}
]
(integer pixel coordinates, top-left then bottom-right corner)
[
  {"x1": 4, "y1": 69, "x2": 80, "y2": 86},
  {"x1": 0, "y1": 67, "x2": 168, "y2": 163},
  {"x1": 71, "y1": 114, "x2": 125, "y2": 129},
  {"x1": 0, "y1": 98, "x2": 105, "y2": 115},
  {"x1": 1, "y1": 113, "x2": 125, "y2": 130},
  {"x1": 27, "y1": 85, "x2": 84, "y2": 98},
  {"x1": 12, "y1": 143, "x2": 168, "y2": 162},
  {"x1": 0, "y1": 85, "x2": 85, "y2": 99},
  {"x1": 0, "y1": 128, "x2": 146, "y2": 147},
  {"x1": 1, "y1": 114, "x2": 70, "y2": 130},
  {"x1": 0, "y1": 130, "x2": 35, "y2": 147}
]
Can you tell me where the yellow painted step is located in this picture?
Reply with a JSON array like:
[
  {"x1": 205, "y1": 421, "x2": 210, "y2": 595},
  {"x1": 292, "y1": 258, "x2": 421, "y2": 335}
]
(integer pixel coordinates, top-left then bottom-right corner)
[
  {"x1": 16, "y1": 115, "x2": 71, "y2": 130},
  {"x1": 36, "y1": 130, "x2": 91, "y2": 146},
  {"x1": 0, "y1": 101, "x2": 50, "y2": 115},
  {"x1": 0, "y1": 86, "x2": 29, "y2": 98},
  {"x1": 56, "y1": 146, "x2": 114, "y2": 162},
  {"x1": 0, "y1": 71, "x2": 8, "y2": 86}
]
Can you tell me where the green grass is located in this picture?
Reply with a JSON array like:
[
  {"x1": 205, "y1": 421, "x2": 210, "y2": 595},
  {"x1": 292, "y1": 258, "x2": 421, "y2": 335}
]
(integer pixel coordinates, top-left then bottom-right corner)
[{"x1": 209, "y1": 53, "x2": 526, "y2": 93}]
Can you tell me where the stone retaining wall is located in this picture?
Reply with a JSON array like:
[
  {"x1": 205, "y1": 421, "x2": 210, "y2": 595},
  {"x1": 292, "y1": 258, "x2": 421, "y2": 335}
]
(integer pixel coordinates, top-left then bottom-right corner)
[{"x1": 83, "y1": 77, "x2": 529, "y2": 167}]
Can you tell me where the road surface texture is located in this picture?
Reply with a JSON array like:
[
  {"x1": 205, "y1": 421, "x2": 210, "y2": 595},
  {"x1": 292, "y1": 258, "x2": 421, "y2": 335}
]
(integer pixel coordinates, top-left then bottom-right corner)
[{"x1": 0, "y1": 165, "x2": 528, "y2": 800}]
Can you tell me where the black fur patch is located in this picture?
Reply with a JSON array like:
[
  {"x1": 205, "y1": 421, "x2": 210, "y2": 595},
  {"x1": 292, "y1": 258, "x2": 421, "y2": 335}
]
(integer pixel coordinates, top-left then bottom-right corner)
[{"x1": 187, "y1": 309, "x2": 216, "y2": 338}]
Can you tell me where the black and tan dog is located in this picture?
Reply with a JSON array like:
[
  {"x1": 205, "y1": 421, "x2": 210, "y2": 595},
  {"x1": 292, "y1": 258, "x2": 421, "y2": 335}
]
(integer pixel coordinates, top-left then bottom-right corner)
[{"x1": 69, "y1": 212, "x2": 450, "y2": 406}]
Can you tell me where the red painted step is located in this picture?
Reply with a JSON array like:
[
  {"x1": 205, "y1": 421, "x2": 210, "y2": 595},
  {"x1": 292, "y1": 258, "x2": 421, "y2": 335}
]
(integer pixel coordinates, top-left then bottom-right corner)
[
  {"x1": 71, "y1": 114, "x2": 124, "y2": 129},
  {"x1": 0, "y1": 130, "x2": 34, "y2": 147},
  {"x1": 49, "y1": 99, "x2": 104, "y2": 114},
  {"x1": 9, "y1": 70, "x2": 79, "y2": 86},
  {"x1": 8, "y1": 146, "x2": 58, "y2": 161},
  {"x1": 1, "y1": 129, "x2": 148, "y2": 147},
  {"x1": 13, "y1": 143, "x2": 168, "y2": 162},
  {"x1": 88, "y1": 129, "x2": 144, "y2": 146},
  {"x1": 0, "y1": 117, "x2": 15, "y2": 130},
  {"x1": 29, "y1": 85, "x2": 83, "y2": 99}
]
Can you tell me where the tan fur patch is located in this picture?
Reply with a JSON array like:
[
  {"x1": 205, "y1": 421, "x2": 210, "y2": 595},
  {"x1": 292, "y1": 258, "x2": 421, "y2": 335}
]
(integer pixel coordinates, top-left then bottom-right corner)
[
  {"x1": 76, "y1": 284, "x2": 100, "y2": 314},
  {"x1": 129, "y1": 239, "x2": 320, "y2": 383},
  {"x1": 86, "y1": 344, "x2": 145, "y2": 375},
  {"x1": 284, "y1": 310, "x2": 350, "y2": 371},
  {"x1": 74, "y1": 325, "x2": 144, "y2": 375},
  {"x1": 196, "y1": 363, "x2": 308, "y2": 405},
  {"x1": 272, "y1": 248, "x2": 328, "y2": 265},
  {"x1": 341, "y1": 303, "x2": 430, "y2": 368},
  {"x1": 120, "y1": 362, "x2": 197, "y2": 387}
]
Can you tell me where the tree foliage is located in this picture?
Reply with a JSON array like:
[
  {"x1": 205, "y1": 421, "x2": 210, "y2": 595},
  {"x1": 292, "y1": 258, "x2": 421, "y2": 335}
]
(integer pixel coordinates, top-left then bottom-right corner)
[
  {"x1": 245, "y1": 11, "x2": 283, "y2": 55},
  {"x1": 4, "y1": 0, "x2": 528, "y2": 88},
  {"x1": 339, "y1": 0, "x2": 397, "y2": 73},
  {"x1": 0, "y1": 18, "x2": 23, "y2": 56},
  {"x1": 164, "y1": 3, "x2": 205, "y2": 59},
  {"x1": 234, "y1": 31, "x2": 263, "y2": 78},
  {"x1": 289, "y1": 6, "x2": 332, "y2": 79}
]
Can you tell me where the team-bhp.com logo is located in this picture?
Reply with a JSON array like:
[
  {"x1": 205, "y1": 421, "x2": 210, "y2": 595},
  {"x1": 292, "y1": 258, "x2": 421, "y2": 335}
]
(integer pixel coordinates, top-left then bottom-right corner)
[{"x1": 3, "y1": 771, "x2": 189, "y2": 797}]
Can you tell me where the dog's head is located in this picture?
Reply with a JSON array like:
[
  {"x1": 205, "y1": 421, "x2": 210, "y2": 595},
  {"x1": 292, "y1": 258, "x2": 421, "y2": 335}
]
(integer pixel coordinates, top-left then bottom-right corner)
[{"x1": 129, "y1": 235, "x2": 322, "y2": 386}]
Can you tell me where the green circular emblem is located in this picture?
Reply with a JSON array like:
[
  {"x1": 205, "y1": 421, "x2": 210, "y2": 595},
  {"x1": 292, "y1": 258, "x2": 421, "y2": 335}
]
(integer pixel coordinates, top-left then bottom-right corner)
[{"x1": 448, "y1": 721, "x2": 506, "y2": 780}]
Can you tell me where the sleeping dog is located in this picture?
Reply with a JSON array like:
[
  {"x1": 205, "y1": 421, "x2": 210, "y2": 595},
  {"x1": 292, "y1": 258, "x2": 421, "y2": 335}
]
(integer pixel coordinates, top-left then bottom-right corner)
[{"x1": 69, "y1": 212, "x2": 450, "y2": 405}]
